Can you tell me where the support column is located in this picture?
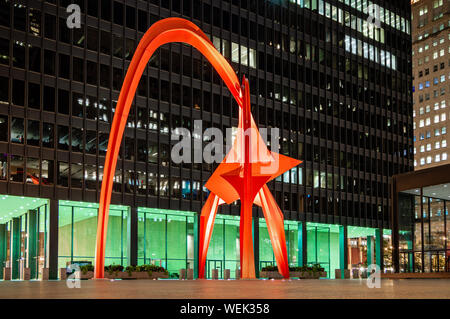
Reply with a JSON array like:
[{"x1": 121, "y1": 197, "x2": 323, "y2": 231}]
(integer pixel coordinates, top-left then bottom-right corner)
[
  {"x1": 193, "y1": 213, "x2": 199, "y2": 279},
  {"x1": 252, "y1": 216, "x2": 260, "y2": 278},
  {"x1": 367, "y1": 235, "x2": 374, "y2": 266},
  {"x1": 127, "y1": 206, "x2": 138, "y2": 266},
  {"x1": 407, "y1": 236, "x2": 414, "y2": 272},
  {"x1": 48, "y1": 199, "x2": 58, "y2": 280},
  {"x1": 27, "y1": 210, "x2": 38, "y2": 279},
  {"x1": 391, "y1": 177, "x2": 400, "y2": 273},
  {"x1": 302, "y1": 221, "x2": 307, "y2": 266},
  {"x1": 375, "y1": 229, "x2": 382, "y2": 268},
  {"x1": 11, "y1": 217, "x2": 20, "y2": 280},
  {"x1": 338, "y1": 225, "x2": 348, "y2": 279},
  {"x1": 0, "y1": 224, "x2": 6, "y2": 279},
  {"x1": 297, "y1": 222, "x2": 304, "y2": 267}
]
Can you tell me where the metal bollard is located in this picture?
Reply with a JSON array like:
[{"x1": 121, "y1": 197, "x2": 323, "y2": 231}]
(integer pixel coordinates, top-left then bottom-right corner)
[
  {"x1": 3, "y1": 268, "x2": 11, "y2": 281},
  {"x1": 41, "y1": 268, "x2": 49, "y2": 280}
]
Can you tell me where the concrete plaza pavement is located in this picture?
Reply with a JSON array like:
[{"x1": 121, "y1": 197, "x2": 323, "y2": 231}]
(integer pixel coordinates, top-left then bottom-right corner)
[{"x1": 0, "y1": 279, "x2": 449, "y2": 299}]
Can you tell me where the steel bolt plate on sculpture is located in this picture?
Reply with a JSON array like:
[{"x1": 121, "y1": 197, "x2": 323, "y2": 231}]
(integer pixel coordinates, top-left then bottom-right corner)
[{"x1": 94, "y1": 17, "x2": 301, "y2": 279}]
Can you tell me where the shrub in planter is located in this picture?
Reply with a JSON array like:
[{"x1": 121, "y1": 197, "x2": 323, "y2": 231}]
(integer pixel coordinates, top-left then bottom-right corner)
[
  {"x1": 104, "y1": 264, "x2": 124, "y2": 278},
  {"x1": 80, "y1": 264, "x2": 94, "y2": 275},
  {"x1": 123, "y1": 264, "x2": 169, "y2": 279}
]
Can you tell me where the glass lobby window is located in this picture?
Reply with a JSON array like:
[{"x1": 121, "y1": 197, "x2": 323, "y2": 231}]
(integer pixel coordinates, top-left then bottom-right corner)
[
  {"x1": 27, "y1": 120, "x2": 40, "y2": 146},
  {"x1": 259, "y1": 219, "x2": 275, "y2": 268},
  {"x1": 58, "y1": 201, "x2": 128, "y2": 271},
  {"x1": 307, "y1": 223, "x2": 341, "y2": 279},
  {"x1": 138, "y1": 208, "x2": 196, "y2": 277}
]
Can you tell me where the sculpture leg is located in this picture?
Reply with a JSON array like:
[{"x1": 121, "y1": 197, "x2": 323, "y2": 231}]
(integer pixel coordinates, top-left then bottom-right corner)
[
  {"x1": 259, "y1": 185, "x2": 290, "y2": 278},
  {"x1": 240, "y1": 198, "x2": 256, "y2": 279},
  {"x1": 199, "y1": 193, "x2": 220, "y2": 279}
]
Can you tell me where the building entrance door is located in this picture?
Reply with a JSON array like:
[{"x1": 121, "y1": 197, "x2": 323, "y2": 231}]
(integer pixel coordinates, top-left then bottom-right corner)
[
  {"x1": 430, "y1": 251, "x2": 446, "y2": 272},
  {"x1": 399, "y1": 251, "x2": 413, "y2": 272},
  {"x1": 207, "y1": 260, "x2": 223, "y2": 279}
]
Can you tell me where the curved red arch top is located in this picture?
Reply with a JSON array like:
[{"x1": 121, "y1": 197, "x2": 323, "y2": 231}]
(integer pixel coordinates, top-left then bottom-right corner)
[{"x1": 94, "y1": 18, "x2": 245, "y2": 278}]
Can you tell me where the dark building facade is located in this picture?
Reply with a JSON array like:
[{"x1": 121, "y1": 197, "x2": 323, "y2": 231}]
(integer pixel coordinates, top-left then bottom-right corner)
[{"x1": 0, "y1": 0, "x2": 412, "y2": 280}]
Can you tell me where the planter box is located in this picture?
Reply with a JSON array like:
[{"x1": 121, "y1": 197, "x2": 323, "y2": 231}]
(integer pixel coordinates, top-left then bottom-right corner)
[
  {"x1": 261, "y1": 271, "x2": 327, "y2": 279},
  {"x1": 105, "y1": 271, "x2": 165, "y2": 279},
  {"x1": 3, "y1": 268, "x2": 11, "y2": 280},
  {"x1": 352, "y1": 269, "x2": 360, "y2": 279},
  {"x1": 61, "y1": 268, "x2": 94, "y2": 280},
  {"x1": 126, "y1": 271, "x2": 169, "y2": 279},
  {"x1": 335, "y1": 269, "x2": 350, "y2": 279},
  {"x1": 41, "y1": 268, "x2": 49, "y2": 280},
  {"x1": 79, "y1": 271, "x2": 94, "y2": 279},
  {"x1": 23, "y1": 268, "x2": 31, "y2": 280},
  {"x1": 260, "y1": 271, "x2": 284, "y2": 279},
  {"x1": 297, "y1": 271, "x2": 327, "y2": 279}
]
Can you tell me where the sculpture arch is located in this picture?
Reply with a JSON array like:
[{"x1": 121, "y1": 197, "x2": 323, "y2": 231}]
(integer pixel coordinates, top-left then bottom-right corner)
[{"x1": 94, "y1": 18, "x2": 300, "y2": 279}]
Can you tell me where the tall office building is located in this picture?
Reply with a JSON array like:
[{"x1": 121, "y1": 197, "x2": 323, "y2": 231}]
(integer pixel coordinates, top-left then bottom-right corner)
[
  {"x1": 412, "y1": 0, "x2": 450, "y2": 169},
  {"x1": 0, "y1": 0, "x2": 412, "y2": 280}
]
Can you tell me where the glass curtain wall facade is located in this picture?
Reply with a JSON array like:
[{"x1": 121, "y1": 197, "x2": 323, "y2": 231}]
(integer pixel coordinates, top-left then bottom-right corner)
[
  {"x1": 0, "y1": 0, "x2": 411, "y2": 279},
  {"x1": 398, "y1": 191, "x2": 449, "y2": 273},
  {"x1": 0, "y1": 196, "x2": 48, "y2": 280},
  {"x1": 58, "y1": 201, "x2": 129, "y2": 270}
]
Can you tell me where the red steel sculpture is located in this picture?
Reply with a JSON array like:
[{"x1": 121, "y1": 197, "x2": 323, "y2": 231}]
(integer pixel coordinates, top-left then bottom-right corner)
[{"x1": 94, "y1": 17, "x2": 301, "y2": 279}]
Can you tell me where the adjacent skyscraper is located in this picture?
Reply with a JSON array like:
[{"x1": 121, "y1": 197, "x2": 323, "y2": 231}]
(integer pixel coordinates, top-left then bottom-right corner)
[{"x1": 411, "y1": 0, "x2": 450, "y2": 169}]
